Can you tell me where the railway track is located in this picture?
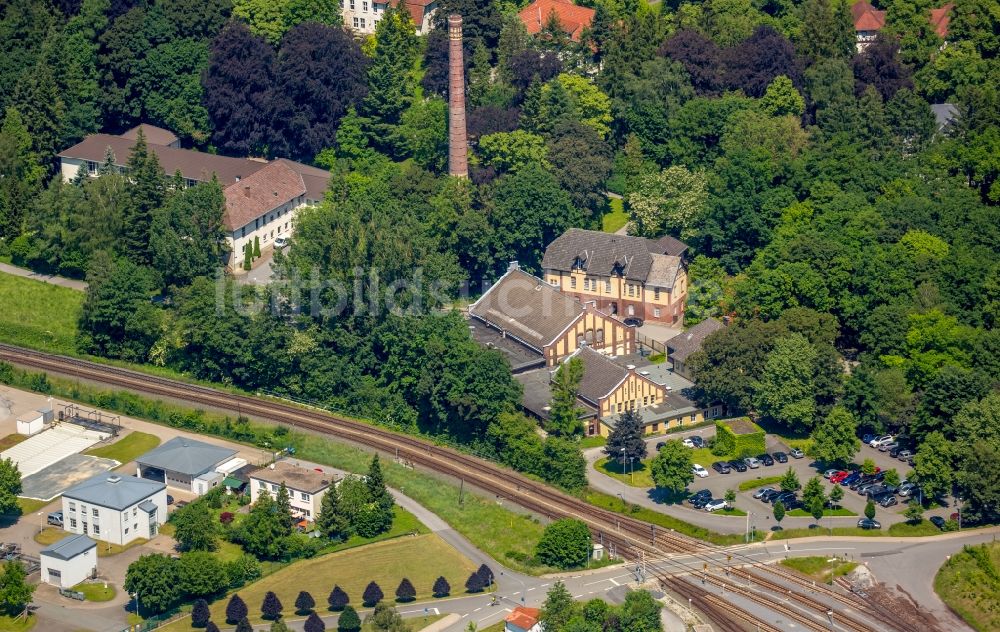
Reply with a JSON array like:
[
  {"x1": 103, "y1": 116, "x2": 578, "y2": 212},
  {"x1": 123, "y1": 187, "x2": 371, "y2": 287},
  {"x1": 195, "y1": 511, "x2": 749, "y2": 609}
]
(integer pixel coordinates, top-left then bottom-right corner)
[{"x1": 0, "y1": 344, "x2": 902, "y2": 632}]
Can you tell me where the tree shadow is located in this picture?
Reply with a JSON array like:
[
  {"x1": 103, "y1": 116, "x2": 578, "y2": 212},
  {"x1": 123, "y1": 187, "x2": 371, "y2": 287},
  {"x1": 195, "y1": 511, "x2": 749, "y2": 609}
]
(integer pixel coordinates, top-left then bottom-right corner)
[{"x1": 647, "y1": 488, "x2": 692, "y2": 506}]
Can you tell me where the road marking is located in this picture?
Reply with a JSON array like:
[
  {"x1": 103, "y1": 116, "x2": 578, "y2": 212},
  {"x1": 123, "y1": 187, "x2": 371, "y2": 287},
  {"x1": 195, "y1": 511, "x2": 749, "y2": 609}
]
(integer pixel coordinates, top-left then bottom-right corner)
[
  {"x1": 473, "y1": 608, "x2": 482, "y2": 612},
  {"x1": 610, "y1": 578, "x2": 620, "y2": 586},
  {"x1": 526, "y1": 587, "x2": 536, "y2": 592},
  {"x1": 541, "y1": 583, "x2": 550, "y2": 587}
]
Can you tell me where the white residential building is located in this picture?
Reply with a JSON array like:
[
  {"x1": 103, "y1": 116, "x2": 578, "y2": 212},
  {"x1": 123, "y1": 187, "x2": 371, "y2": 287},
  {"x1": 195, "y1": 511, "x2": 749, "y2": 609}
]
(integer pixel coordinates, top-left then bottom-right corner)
[
  {"x1": 40, "y1": 534, "x2": 98, "y2": 588},
  {"x1": 249, "y1": 462, "x2": 333, "y2": 521},
  {"x1": 61, "y1": 473, "x2": 167, "y2": 545}
]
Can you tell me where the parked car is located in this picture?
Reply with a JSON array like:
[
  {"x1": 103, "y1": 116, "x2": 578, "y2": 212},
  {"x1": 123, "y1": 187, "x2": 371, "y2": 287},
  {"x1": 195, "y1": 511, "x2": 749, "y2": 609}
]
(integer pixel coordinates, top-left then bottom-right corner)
[
  {"x1": 46, "y1": 511, "x2": 63, "y2": 527},
  {"x1": 758, "y1": 453, "x2": 774, "y2": 466},
  {"x1": 712, "y1": 461, "x2": 732, "y2": 474},
  {"x1": 690, "y1": 436, "x2": 705, "y2": 448},
  {"x1": 692, "y1": 464, "x2": 709, "y2": 478},
  {"x1": 273, "y1": 236, "x2": 289, "y2": 249},
  {"x1": 166, "y1": 494, "x2": 174, "y2": 505},
  {"x1": 689, "y1": 489, "x2": 712, "y2": 505},
  {"x1": 830, "y1": 471, "x2": 851, "y2": 484},
  {"x1": 682, "y1": 438, "x2": 695, "y2": 448},
  {"x1": 784, "y1": 498, "x2": 804, "y2": 511},
  {"x1": 753, "y1": 487, "x2": 776, "y2": 500},
  {"x1": 823, "y1": 468, "x2": 839, "y2": 478},
  {"x1": 691, "y1": 496, "x2": 711, "y2": 509},
  {"x1": 744, "y1": 457, "x2": 761, "y2": 469},
  {"x1": 929, "y1": 516, "x2": 946, "y2": 529},
  {"x1": 760, "y1": 489, "x2": 782, "y2": 502},
  {"x1": 729, "y1": 460, "x2": 748, "y2": 472},
  {"x1": 870, "y1": 435, "x2": 894, "y2": 448},
  {"x1": 841, "y1": 472, "x2": 862, "y2": 486},
  {"x1": 772, "y1": 451, "x2": 788, "y2": 463},
  {"x1": 896, "y1": 449, "x2": 913, "y2": 461},
  {"x1": 878, "y1": 494, "x2": 898, "y2": 508},
  {"x1": 857, "y1": 482, "x2": 878, "y2": 495},
  {"x1": 899, "y1": 483, "x2": 920, "y2": 498},
  {"x1": 857, "y1": 518, "x2": 882, "y2": 530},
  {"x1": 789, "y1": 448, "x2": 805, "y2": 459},
  {"x1": 879, "y1": 442, "x2": 898, "y2": 453},
  {"x1": 656, "y1": 442, "x2": 666, "y2": 451},
  {"x1": 704, "y1": 499, "x2": 728, "y2": 512},
  {"x1": 772, "y1": 491, "x2": 797, "y2": 505},
  {"x1": 888, "y1": 445, "x2": 903, "y2": 458},
  {"x1": 623, "y1": 317, "x2": 643, "y2": 327},
  {"x1": 862, "y1": 433, "x2": 875, "y2": 444}
]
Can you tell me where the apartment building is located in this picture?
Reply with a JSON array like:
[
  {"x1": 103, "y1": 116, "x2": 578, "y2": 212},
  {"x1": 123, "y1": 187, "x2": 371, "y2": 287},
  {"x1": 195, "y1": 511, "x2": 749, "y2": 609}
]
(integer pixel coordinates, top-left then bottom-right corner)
[
  {"x1": 249, "y1": 462, "x2": 333, "y2": 521},
  {"x1": 342, "y1": 0, "x2": 436, "y2": 34},
  {"x1": 61, "y1": 473, "x2": 168, "y2": 545}
]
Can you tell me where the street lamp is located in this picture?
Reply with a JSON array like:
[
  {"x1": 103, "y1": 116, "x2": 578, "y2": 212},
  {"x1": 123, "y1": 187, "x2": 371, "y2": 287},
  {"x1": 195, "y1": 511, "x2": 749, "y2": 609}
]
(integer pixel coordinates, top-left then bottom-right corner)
[
  {"x1": 629, "y1": 456, "x2": 635, "y2": 485},
  {"x1": 745, "y1": 512, "x2": 755, "y2": 543},
  {"x1": 621, "y1": 448, "x2": 627, "y2": 493},
  {"x1": 826, "y1": 610, "x2": 834, "y2": 632}
]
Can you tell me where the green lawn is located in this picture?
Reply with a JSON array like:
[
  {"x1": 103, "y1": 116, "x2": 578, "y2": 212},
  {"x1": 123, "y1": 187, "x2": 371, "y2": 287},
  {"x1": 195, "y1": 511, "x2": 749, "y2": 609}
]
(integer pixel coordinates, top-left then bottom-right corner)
[
  {"x1": 0, "y1": 614, "x2": 37, "y2": 631},
  {"x1": 770, "y1": 526, "x2": 885, "y2": 539},
  {"x1": 584, "y1": 489, "x2": 746, "y2": 546},
  {"x1": 738, "y1": 475, "x2": 784, "y2": 492},
  {"x1": 715, "y1": 507, "x2": 747, "y2": 516},
  {"x1": 788, "y1": 508, "x2": 857, "y2": 517},
  {"x1": 0, "y1": 272, "x2": 83, "y2": 355},
  {"x1": 888, "y1": 520, "x2": 943, "y2": 536},
  {"x1": 580, "y1": 435, "x2": 607, "y2": 449},
  {"x1": 935, "y1": 542, "x2": 1000, "y2": 632},
  {"x1": 35, "y1": 527, "x2": 147, "y2": 556},
  {"x1": 73, "y1": 582, "x2": 116, "y2": 602},
  {"x1": 201, "y1": 534, "x2": 476, "y2": 625},
  {"x1": 602, "y1": 198, "x2": 628, "y2": 233},
  {"x1": 781, "y1": 556, "x2": 858, "y2": 583},
  {"x1": 16, "y1": 497, "x2": 51, "y2": 514},
  {"x1": 84, "y1": 431, "x2": 161, "y2": 464},
  {"x1": 595, "y1": 456, "x2": 654, "y2": 487}
]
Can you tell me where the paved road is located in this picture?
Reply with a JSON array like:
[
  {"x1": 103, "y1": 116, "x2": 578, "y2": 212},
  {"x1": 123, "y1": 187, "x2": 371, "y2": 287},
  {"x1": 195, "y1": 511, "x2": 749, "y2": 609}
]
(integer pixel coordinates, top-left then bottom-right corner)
[{"x1": 0, "y1": 262, "x2": 87, "y2": 291}]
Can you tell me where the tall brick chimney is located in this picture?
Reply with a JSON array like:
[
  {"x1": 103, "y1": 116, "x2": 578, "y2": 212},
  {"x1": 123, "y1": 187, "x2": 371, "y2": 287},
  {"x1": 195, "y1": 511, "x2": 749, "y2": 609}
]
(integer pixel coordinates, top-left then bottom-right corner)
[{"x1": 447, "y1": 14, "x2": 469, "y2": 178}]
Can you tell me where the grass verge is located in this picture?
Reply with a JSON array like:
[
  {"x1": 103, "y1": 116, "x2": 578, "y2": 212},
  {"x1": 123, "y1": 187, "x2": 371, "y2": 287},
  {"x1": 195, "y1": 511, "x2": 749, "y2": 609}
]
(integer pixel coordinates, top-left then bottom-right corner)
[
  {"x1": 602, "y1": 198, "x2": 628, "y2": 233},
  {"x1": 35, "y1": 527, "x2": 147, "y2": 556},
  {"x1": 84, "y1": 431, "x2": 161, "y2": 464},
  {"x1": 0, "y1": 434, "x2": 28, "y2": 451},
  {"x1": 17, "y1": 497, "x2": 51, "y2": 514},
  {"x1": 737, "y1": 476, "x2": 784, "y2": 492},
  {"x1": 207, "y1": 535, "x2": 475, "y2": 625},
  {"x1": 788, "y1": 508, "x2": 856, "y2": 517},
  {"x1": 887, "y1": 520, "x2": 943, "y2": 536},
  {"x1": 594, "y1": 457, "x2": 653, "y2": 487},
  {"x1": 73, "y1": 582, "x2": 116, "y2": 602},
  {"x1": 584, "y1": 489, "x2": 746, "y2": 546},
  {"x1": 0, "y1": 614, "x2": 36, "y2": 631},
  {"x1": 935, "y1": 542, "x2": 1000, "y2": 632},
  {"x1": 770, "y1": 526, "x2": 883, "y2": 539},
  {"x1": 0, "y1": 272, "x2": 83, "y2": 355},
  {"x1": 781, "y1": 556, "x2": 858, "y2": 583},
  {"x1": 580, "y1": 435, "x2": 607, "y2": 449},
  {"x1": 715, "y1": 508, "x2": 747, "y2": 516}
]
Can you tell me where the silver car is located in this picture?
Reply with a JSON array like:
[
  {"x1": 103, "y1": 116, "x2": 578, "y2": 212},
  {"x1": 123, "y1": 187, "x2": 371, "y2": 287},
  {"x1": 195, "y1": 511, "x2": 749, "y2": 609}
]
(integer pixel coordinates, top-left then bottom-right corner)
[{"x1": 744, "y1": 457, "x2": 761, "y2": 469}]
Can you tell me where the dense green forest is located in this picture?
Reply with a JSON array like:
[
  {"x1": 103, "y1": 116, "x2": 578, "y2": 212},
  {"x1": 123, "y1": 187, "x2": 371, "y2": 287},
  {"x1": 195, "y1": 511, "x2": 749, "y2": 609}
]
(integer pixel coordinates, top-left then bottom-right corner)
[{"x1": 0, "y1": 0, "x2": 997, "y2": 512}]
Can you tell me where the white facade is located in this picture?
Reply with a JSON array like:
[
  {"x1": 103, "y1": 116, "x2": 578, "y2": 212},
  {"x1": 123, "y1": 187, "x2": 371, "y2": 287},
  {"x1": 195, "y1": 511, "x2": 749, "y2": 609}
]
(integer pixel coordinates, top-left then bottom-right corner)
[
  {"x1": 341, "y1": 0, "x2": 435, "y2": 34},
  {"x1": 229, "y1": 195, "x2": 304, "y2": 270},
  {"x1": 16, "y1": 413, "x2": 43, "y2": 436},
  {"x1": 40, "y1": 543, "x2": 97, "y2": 589},
  {"x1": 249, "y1": 476, "x2": 328, "y2": 521},
  {"x1": 62, "y1": 488, "x2": 168, "y2": 546}
]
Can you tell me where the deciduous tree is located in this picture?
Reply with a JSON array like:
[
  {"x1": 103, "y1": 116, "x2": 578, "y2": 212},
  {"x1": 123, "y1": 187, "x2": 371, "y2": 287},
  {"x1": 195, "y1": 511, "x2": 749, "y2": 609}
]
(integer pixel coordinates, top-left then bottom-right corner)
[
  {"x1": 540, "y1": 581, "x2": 576, "y2": 632},
  {"x1": 178, "y1": 552, "x2": 227, "y2": 599},
  {"x1": 536, "y1": 519, "x2": 591, "y2": 570},
  {"x1": 649, "y1": 440, "x2": 694, "y2": 493},
  {"x1": 124, "y1": 554, "x2": 180, "y2": 615},
  {"x1": 0, "y1": 560, "x2": 34, "y2": 616},
  {"x1": 811, "y1": 407, "x2": 860, "y2": 466},
  {"x1": 0, "y1": 458, "x2": 22, "y2": 516},
  {"x1": 338, "y1": 605, "x2": 361, "y2": 632},
  {"x1": 172, "y1": 501, "x2": 218, "y2": 551}
]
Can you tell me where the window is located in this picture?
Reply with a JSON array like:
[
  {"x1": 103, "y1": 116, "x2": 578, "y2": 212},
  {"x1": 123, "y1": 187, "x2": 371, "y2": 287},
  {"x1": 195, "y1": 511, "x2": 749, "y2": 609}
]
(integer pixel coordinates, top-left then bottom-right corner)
[
  {"x1": 577, "y1": 333, "x2": 585, "y2": 346},
  {"x1": 353, "y1": 17, "x2": 359, "y2": 27},
  {"x1": 69, "y1": 502, "x2": 76, "y2": 512},
  {"x1": 301, "y1": 492, "x2": 310, "y2": 501},
  {"x1": 259, "y1": 481, "x2": 267, "y2": 490},
  {"x1": 652, "y1": 423, "x2": 659, "y2": 432},
  {"x1": 690, "y1": 413, "x2": 696, "y2": 422},
  {"x1": 654, "y1": 288, "x2": 660, "y2": 300},
  {"x1": 643, "y1": 396, "x2": 648, "y2": 406},
  {"x1": 596, "y1": 329, "x2": 604, "y2": 344},
  {"x1": 628, "y1": 284, "x2": 635, "y2": 297},
  {"x1": 628, "y1": 305, "x2": 635, "y2": 316},
  {"x1": 360, "y1": 18, "x2": 365, "y2": 27},
  {"x1": 86, "y1": 161, "x2": 98, "y2": 175},
  {"x1": 350, "y1": 0, "x2": 355, "y2": 8},
  {"x1": 92, "y1": 508, "x2": 98, "y2": 517},
  {"x1": 363, "y1": 1, "x2": 368, "y2": 10},
  {"x1": 185, "y1": 179, "x2": 197, "y2": 188},
  {"x1": 133, "y1": 508, "x2": 137, "y2": 516},
  {"x1": 605, "y1": 280, "x2": 611, "y2": 292},
  {"x1": 241, "y1": 227, "x2": 246, "y2": 238},
  {"x1": 70, "y1": 518, "x2": 77, "y2": 528},
  {"x1": 93, "y1": 525, "x2": 100, "y2": 535},
  {"x1": 585, "y1": 329, "x2": 594, "y2": 344},
  {"x1": 654, "y1": 308, "x2": 661, "y2": 318},
  {"x1": 570, "y1": 277, "x2": 576, "y2": 289},
  {"x1": 125, "y1": 527, "x2": 129, "y2": 534},
  {"x1": 272, "y1": 484, "x2": 279, "y2": 492}
]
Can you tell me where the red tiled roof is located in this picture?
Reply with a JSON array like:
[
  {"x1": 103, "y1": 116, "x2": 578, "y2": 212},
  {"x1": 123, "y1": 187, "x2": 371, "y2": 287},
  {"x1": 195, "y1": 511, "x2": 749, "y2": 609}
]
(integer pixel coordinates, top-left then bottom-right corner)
[
  {"x1": 519, "y1": 0, "x2": 595, "y2": 41},
  {"x1": 851, "y1": 1, "x2": 886, "y2": 31},
  {"x1": 389, "y1": 0, "x2": 434, "y2": 29},
  {"x1": 505, "y1": 607, "x2": 541, "y2": 631},
  {"x1": 929, "y1": 3, "x2": 953, "y2": 38},
  {"x1": 121, "y1": 123, "x2": 178, "y2": 147},
  {"x1": 222, "y1": 162, "x2": 305, "y2": 231}
]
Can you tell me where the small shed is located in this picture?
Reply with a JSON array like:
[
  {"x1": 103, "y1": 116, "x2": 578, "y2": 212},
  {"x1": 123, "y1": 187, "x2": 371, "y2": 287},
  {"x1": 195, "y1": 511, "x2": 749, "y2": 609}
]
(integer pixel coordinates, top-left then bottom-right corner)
[
  {"x1": 16, "y1": 412, "x2": 44, "y2": 436},
  {"x1": 37, "y1": 407, "x2": 54, "y2": 424},
  {"x1": 40, "y1": 534, "x2": 97, "y2": 588},
  {"x1": 193, "y1": 470, "x2": 223, "y2": 496}
]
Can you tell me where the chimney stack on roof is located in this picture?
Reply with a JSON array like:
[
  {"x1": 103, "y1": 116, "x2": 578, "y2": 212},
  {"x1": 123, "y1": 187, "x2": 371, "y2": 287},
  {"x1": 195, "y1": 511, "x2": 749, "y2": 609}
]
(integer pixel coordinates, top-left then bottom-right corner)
[
  {"x1": 448, "y1": 14, "x2": 469, "y2": 178},
  {"x1": 243, "y1": 185, "x2": 250, "y2": 198}
]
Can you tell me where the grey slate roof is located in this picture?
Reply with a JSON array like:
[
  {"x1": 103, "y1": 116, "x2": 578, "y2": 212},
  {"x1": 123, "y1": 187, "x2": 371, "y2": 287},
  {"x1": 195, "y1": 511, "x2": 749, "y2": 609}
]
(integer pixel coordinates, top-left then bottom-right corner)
[
  {"x1": 138, "y1": 500, "x2": 158, "y2": 513},
  {"x1": 666, "y1": 318, "x2": 725, "y2": 363},
  {"x1": 572, "y1": 347, "x2": 630, "y2": 404},
  {"x1": 63, "y1": 473, "x2": 164, "y2": 511},
  {"x1": 930, "y1": 103, "x2": 958, "y2": 130},
  {"x1": 542, "y1": 228, "x2": 686, "y2": 286},
  {"x1": 136, "y1": 436, "x2": 237, "y2": 477},
  {"x1": 40, "y1": 534, "x2": 96, "y2": 561},
  {"x1": 469, "y1": 267, "x2": 585, "y2": 351}
]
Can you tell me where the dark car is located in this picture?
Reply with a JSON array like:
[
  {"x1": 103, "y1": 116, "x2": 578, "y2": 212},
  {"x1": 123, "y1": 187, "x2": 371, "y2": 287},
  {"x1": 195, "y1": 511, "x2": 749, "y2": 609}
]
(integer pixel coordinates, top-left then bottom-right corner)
[
  {"x1": 784, "y1": 498, "x2": 804, "y2": 511},
  {"x1": 691, "y1": 495, "x2": 713, "y2": 509},
  {"x1": 930, "y1": 516, "x2": 946, "y2": 529},
  {"x1": 841, "y1": 472, "x2": 862, "y2": 486},
  {"x1": 758, "y1": 453, "x2": 774, "y2": 466},
  {"x1": 889, "y1": 445, "x2": 903, "y2": 458},
  {"x1": 166, "y1": 494, "x2": 174, "y2": 505},
  {"x1": 623, "y1": 317, "x2": 643, "y2": 327},
  {"x1": 857, "y1": 483, "x2": 878, "y2": 495},
  {"x1": 729, "y1": 460, "x2": 748, "y2": 472},
  {"x1": 772, "y1": 491, "x2": 796, "y2": 505},
  {"x1": 760, "y1": 489, "x2": 782, "y2": 502},
  {"x1": 772, "y1": 451, "x2": 788, "y2": 463},
  {"x1": 690, "y1": 436, "x2": 704, "y2": 448},
  {"x1": 789, "y1": 448, "x2": 805, "y2": 459},
  {"x1": 857, "y1": 518, "x2": 882, "y2": 530},
  {"x1": 688, "y1": 489, "x2": 712, "y2": 505},
  {"x1": 712, "y1": 461, "x2": 732, "y2": 474},
  {"x1": 655, "y1": 442, "x2": 666, "y2": 451}
]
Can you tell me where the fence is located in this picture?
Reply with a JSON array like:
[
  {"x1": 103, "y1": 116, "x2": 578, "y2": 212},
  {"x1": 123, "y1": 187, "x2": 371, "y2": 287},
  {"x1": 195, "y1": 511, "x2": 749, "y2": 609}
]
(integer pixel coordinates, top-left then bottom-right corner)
[{"x1": 636, "y1": 333, "x2": 666, "y2": 355}]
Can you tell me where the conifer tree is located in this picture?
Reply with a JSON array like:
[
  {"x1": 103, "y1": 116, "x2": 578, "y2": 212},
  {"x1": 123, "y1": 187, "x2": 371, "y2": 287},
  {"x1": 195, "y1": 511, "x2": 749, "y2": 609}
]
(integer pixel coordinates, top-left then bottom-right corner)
[
  {"x1": 295, "y1": 590, "x2": 316, "y2": 614},
  {"x1": 328, "y1": 585, "x2": 349, "y2": 611},
  {"x1": 262, "y1": 590, "x2": 283, "y2": 620},
  {"x1": 362, "y1": 581, "x2": 383, "y2": 606},
  {"x1": 395, "y1": 578, "x2": 416, "y2": 602},
  {"x1": 605, "y1": 410, "x2": 647, "y2": 465},
  {"x1": 432, "y1": 576, "x2": 450, "y2": 598},
  {"x1": 192, "y1": 598, "x2": 211, "y2": 627},
  {"x1": 316, "y1": 481, "x2": 350, "y2": 540},
  {"x1": 123, "y1": 129, "x2": 165, "y2": 264},
  {"x1": 226, "y1": 594, "x2": 248, "y2": 624}
]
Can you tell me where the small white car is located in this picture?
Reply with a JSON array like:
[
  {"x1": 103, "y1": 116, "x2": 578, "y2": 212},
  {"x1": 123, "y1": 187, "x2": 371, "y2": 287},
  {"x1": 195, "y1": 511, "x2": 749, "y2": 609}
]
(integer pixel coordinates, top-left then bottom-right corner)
[
  {"x1": 274, "y1": 236, "x2": 290, "y2": 249},
  {"x1": 682, "y1": 438, "x2": 695, "y2": 448},
  {"x1": 704, "y1": 499, "x2": 728, "y2": 512},
  {"x1": 870, "y1": 435, "x2": 894, "y2": 448},
  {"x1": 692, "y1": 464, "x2": 709, "y2": 478}
]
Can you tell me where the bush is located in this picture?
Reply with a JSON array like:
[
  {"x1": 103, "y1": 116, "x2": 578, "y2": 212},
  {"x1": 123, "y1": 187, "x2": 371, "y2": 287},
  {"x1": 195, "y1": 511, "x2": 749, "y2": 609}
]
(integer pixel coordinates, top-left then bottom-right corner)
[
  {"x1": 712, "y1": 418, "x2": 766, "y2": 457},
  {"x1": 328, "y1": 585, "x2": 349, "y2": 611},
  {"x1": 220, "y1": 512, "x2": 234, "y2": 525},
  {"x1": 338, "y1": 605, "x2": 361, "y2": 632},
  {"x1": 226, "y1": 555, "x2": 261, "y2": 588},
  {"x1": 432, "y1": 576, "x2": 450, "y2": 598},
  {"x1": 304, "y1": 612, "x2": 325, "y2": 632},
  {"x1": 362, "y1": 582, "x2": 383, "y2": 607},
  {"x1": 295, "y1": 591, "x2": 316, "y2": 614},
  {"x1": 535, "y1": 519, "x2": 591, "y2": 570}
]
